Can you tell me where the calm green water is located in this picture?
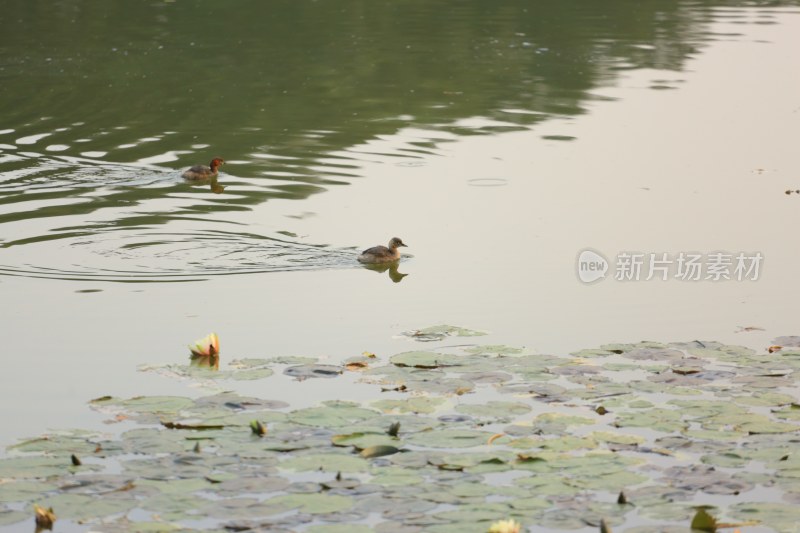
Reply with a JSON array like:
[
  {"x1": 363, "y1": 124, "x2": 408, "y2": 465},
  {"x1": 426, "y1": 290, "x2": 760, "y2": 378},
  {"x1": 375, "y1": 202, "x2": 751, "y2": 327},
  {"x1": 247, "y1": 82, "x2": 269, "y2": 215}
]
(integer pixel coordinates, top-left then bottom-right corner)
[
  {"x1": 2, "y1": 2, "x2": 800, "y2": 531},
  {"x1": 1, "y1": 0, "x2": 754, "y2": 279}
]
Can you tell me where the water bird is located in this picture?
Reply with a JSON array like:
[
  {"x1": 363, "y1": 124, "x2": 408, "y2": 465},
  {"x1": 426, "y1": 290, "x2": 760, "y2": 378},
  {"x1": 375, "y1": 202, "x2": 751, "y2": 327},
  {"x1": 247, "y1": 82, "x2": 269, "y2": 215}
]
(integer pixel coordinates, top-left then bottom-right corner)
[
  {"x1": 182, "y1": 158, "x2": 224, "y2": 180},
  {"x1": 358, "y1": 237, "x2": 407, "y2": 264}
]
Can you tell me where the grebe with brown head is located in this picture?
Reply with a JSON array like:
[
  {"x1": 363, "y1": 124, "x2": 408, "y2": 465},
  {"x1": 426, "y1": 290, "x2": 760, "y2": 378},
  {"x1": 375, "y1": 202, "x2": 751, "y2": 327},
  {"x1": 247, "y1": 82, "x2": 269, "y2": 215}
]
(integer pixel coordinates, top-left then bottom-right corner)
[
  {"x1": 357, "y1": 237, "x2": 407, "y2": 264},
  {"x1": 182, "y1": 158, "x2": 224, "y2": 180}
]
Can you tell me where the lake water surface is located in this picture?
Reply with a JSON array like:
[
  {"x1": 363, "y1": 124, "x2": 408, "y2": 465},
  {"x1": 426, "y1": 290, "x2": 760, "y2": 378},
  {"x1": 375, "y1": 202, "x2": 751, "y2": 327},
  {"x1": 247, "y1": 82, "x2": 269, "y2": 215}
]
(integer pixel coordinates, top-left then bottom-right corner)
[{"x1": 1, "y1": 1, "x2": 800, "y2": 530}]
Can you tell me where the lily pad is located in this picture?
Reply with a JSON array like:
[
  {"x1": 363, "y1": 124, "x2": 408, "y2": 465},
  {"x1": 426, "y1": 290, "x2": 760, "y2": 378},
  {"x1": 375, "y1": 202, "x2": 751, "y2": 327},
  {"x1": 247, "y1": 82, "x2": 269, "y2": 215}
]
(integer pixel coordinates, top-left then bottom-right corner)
[
  {"x1": 406, "y1": 429, "x2": 495, "y2": 449},
  {"x1": 265, "y1": 493, "x2": 354, "y2": 514},
  {"x1": 7, "y1": 328, "x2": 800, "y2": 532},
  {"x1": 39, "y1": 492, "x2": 136, "y2": 520},
  {"x1": 372, "y1": 397, "x2": 447, "y2": 414},
  {"x1": 389, "y1": 351, "x2": 465, "y2": 369},
  {"x1": 90, "y1": 396, "x2": 195, "y2": 423},
  {"x1": 8, "y1": 429, "x2": 105, "y2": 455},
  {"x1": 455, "y1": 401, "x2": 531, "y2": 419},
  {"x1": 307, "y1": 526, "x2": 373, "y2": 533},
  {"x1": 402, "y1": 325, "x2": 487, "y2": 342},
  {"x1": 280, "y1": 453, "x2": 368, "y2": 473},
  {"x1": 0, "y1": 509, "x2": 29, "y2": 527},
  {"x1": 284, "y1": 364, "x2": 343, "y2": 379},
  {"x1": 0, "y1": 481, "x2": 60, "y2": 503},
  {"x1": 331, "y1": 432, "x2": 399, "y2": 450},
  {"x1": 289, "y1": 402, "x2": 381, "y2": 428}
]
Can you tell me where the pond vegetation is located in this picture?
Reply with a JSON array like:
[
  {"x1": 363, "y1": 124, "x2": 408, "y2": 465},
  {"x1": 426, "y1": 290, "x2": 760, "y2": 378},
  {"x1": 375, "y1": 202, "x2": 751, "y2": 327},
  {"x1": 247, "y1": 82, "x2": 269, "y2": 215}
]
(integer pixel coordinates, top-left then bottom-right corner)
[{"x1": 2, "y1": 327, "x2": 799, "y2": 531}]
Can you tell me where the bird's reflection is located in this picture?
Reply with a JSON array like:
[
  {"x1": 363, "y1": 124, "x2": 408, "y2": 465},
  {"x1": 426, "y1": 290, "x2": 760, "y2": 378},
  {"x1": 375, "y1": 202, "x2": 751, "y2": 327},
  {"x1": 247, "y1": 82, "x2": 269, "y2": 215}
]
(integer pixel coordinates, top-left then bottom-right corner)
[
  {"x1": 183, "y1": 175, "x2": 225, "y2": 194},
  {"x1": 209, "y1": 176, "x2": 225, "y2": 194},
  {"x1": 360, "y1": 260, "x2": 408, "y2": 283}
]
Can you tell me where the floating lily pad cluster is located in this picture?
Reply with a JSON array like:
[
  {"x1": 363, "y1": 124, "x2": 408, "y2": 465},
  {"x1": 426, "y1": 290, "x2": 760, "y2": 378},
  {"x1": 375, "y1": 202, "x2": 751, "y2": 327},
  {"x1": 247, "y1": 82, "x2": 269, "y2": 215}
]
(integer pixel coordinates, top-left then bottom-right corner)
[{"x1": 2, "y1": 331, "x2": 800, "y2": 532}]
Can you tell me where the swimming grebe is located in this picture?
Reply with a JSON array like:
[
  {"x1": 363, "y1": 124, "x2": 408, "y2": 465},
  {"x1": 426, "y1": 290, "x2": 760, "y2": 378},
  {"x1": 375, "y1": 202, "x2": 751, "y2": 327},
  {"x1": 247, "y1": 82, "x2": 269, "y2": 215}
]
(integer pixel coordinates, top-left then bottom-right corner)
[
  {"x1": 358, "y1": 237, "x2": 407, "y2": 264},
  {"x1": 182, "y1": 158, "x2": 224, "y2": 180}
]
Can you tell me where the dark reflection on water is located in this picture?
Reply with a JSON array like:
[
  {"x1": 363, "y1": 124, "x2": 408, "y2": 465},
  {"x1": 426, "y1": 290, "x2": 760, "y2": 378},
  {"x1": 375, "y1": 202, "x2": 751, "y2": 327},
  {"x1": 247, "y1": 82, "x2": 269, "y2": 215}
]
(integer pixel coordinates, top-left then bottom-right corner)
[
  {"x1": 360, "y1": 261, "x2": 410, "y2": 284},
  {"x1": 0, "y1": 0, "x2": 796, "y2": 280}
]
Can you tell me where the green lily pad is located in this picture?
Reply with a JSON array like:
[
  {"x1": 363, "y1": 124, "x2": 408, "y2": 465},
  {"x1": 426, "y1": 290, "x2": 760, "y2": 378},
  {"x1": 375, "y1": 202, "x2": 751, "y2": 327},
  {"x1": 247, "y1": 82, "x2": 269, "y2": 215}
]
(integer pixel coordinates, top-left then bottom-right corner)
[
  {"x1": 266, "y1": 493, "x2": 355, "y2": 514},
  {"x1": 138, "y1": 478, "x2": 214, "y2": 495},
  {"x1": 284, "y1": 364, "x2": 343, "y2": 379},
  {"x1": 39, "y1": 492, "x2": 136, "y2": 520},
  {"x1": 464, "y1": 345, "x2": 524, "y2": 355},
  {"x1": 120, "y1": 427, "x2": 191, "y2": 454},
  {"x1": 406, "y1": 429, "x2": 495, "y2": 449},
  {"x1": 331, "y1": 432, "x2": 399, "y2": 449},
  {"x1": 280, "y1": 453, "x2": 368, "y2": 473},
  {"x1": 307, "y1": 526, "x2": 373, "y2": 533},
  {"x1": 370, "y1": 466, "x2": 425, "y2": 486},
  {"x1": 590, "y1": 431, "x2": 645, "y2": 446},
  {"x1": 0, "y1": 456, "x2": 90, "y2": 479},
  {"x1": 0, "y1": 480, "x2": 60, "y2": 503},
  {"x1": 90, "y1": 395, "x2": 195, "y2": 416},
  {"x1": 455, "y1": 401, "x2": 531, "y2": 419},
  {"x1": 432, "y1": 502, "x2": 513, "y2": 523},
  {"x1": 372, "y1": 397, "x2": 447, "y2": 414},
  {"x1": 289, "y1": 402, "x2": 381, "y2": 427},
  {"x1": 700, "y1": 452, "x2": 749, "y2": 468},
  {"x1": 730, "y1": 501, "x2": 800, "y2": 530},
  {"x1": 737, "y1": 418, "x2": 799, "y2": 434},
  {"x1": 614, "y1": 408, "x2": 687, "y2": 433},
  {"x1": 8, "y1": 429, "x2": 105, "y2": 455},
  {"x1": 87, "y1": 518, "x2": 186, "y2": 532},
  {"x1": 0, "y1": 509, "x2": 28, "y2": 527},
  {"x1": 536, "y1": 435, "x2": 599, "y2": 452},
  {"x1": 403, "y1": 325, "x2": 487, "y2": 342},
  {"x1": 389, "y1": 351, "x2": 465, "y2": 369},
  {"x1": 515, "y1": 474, "x2": 581, "y2": 496},
  {"x1": 205, "y1": 475, "x2": 290, "y2": 496}
]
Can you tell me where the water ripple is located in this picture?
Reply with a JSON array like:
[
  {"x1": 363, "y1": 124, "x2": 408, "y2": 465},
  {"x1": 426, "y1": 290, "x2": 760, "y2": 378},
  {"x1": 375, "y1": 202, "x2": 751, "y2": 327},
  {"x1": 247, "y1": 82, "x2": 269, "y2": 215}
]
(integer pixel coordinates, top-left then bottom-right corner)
[
  {"x1": 0, "y1": 116, "x2": 463, "y2": 283},
  {"x1": 0, "y1": 229, "x2": 359, "y2": 283}
]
